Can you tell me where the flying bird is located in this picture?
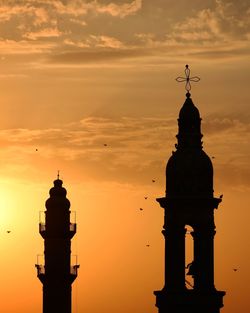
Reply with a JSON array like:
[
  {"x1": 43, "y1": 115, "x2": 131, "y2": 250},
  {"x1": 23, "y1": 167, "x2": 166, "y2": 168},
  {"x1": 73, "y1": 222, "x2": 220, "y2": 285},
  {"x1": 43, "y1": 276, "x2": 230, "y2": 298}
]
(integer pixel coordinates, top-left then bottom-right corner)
[
  {"x1": 146, "y1": 244, "x2": 150, "y2": 247},
  {"x1": 36, "y1": 149, "x2": 38, "y2": 151},
  {"x1": 233, "y1": 268, "x2": 238, "y2": 272},
  {"x1": 219, "y1": 194, "x2": 223, "y2": 199},
  {"x1": 139, "y1": 208, "x2": 143, "y2": 211},
  {"x1": 152, "y1": 179, "x2": 155, "y2": 183},
  {"x1": 103, "y1": 144, "x2": 107, "y2": 147},
  {"x1": 212, "y1": 156, "x2": 215, "y2": 159},
  {"x1": 6, "y1": 231, "x2": 11, "y2": 233},
  {"x1": 144, "y1": 197, "x2": 148, "y2": 200}
]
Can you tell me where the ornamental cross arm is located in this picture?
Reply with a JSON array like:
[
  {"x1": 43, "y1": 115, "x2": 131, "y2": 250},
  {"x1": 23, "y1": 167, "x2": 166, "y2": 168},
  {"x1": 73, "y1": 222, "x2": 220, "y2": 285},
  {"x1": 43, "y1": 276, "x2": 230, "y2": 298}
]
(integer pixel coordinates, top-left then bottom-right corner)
[{"x1": 176, "y1": 64, "x2": 200, "y2": 93}]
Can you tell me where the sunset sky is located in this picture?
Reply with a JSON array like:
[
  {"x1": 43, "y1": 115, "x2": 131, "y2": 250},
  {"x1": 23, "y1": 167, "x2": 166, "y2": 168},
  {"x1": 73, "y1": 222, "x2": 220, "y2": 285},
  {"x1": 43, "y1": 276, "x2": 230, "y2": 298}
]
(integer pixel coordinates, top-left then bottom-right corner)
[{"x1": 0, "y1": 0, "x2": 249, "y2": 312}]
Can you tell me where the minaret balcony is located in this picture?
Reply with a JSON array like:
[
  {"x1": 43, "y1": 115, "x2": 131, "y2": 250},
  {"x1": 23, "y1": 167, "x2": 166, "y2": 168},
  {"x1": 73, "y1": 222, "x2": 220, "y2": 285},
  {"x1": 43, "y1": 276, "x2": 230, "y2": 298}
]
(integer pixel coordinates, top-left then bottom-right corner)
[
  {"x1": 39, "y1": 222, "x2": 77, "y2": 238},
  {"x1": 35, "y1": 263, "x2": 79, "y2": 284},
  {"x1": 70, "y1": 264, "x2": 80, "y2": 283},
  {"x1": 39, "y1": 210, "x2": 77, "y2": 238},
  {"x1": 35, "y1": 264, "x2": 45, "y2": 283},
  {"x1": 39, "y1": 223, "x2": 46, "y2": 238},
  {"x1": 69, "y1": 222, "x2": 77, "y2": 238}
]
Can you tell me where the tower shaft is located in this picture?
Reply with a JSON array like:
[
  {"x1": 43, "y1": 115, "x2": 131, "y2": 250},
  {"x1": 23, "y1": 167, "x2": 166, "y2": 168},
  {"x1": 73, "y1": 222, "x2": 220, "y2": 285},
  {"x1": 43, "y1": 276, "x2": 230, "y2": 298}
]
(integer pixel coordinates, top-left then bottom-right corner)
[
  {"x1": 154, "y1": 84, "x2": 225, "y2": 313},
  {"x1": 36, "y1": 179, "x2": 79, "y2": 313}
]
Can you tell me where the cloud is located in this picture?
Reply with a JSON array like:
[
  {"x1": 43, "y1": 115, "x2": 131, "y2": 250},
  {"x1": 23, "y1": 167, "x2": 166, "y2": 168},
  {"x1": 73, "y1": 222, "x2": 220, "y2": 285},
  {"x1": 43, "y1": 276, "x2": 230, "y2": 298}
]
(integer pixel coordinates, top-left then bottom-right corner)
[
  {"x1": 0, "y1": 1, "x2": 249, "y2": 66},
  {"x1": 90, "y1": 35, "x2": 125, "y2": 48},
  {"x1": 0, "y1": 117, "x2": 176, "y2": 184},
  {"x1": 95, "y1": 0, "x2": 142, "y2": 18},
  {"x1": 203, "y1": 117, "x2": 249, "y2": 135},
  {"x1": 0, "y1": 113, "x2": 249, "y2": 189},
  {"x1": 200, "y1": 114, "x2": 250, "y2": 190},
  {"x1": 49, "y1": 47, "x2": 150, "y2": 63},
  {"x1": 63, "y1": 35, "x2": 125, "y2": 49},
  {"x1": 172, "y1": 0, "x2": 250, "y2": 43},
  {"x1": 23, "y1": 27, "x2": 63, "y2": 40},
  {"x1": 0, "y1": 3, "x2": 35, "y2": 22},
  {"x1": 0, "y1": 39, "x2": 56, "y2": 54}
]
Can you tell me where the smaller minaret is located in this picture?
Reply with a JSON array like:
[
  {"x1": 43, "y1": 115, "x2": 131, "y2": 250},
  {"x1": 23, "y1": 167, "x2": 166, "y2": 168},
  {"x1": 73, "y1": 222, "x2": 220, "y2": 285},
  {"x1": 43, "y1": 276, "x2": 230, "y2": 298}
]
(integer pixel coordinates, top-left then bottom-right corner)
[{"x1": 36, "y1": 177, "x2": 79, "y2": 313}]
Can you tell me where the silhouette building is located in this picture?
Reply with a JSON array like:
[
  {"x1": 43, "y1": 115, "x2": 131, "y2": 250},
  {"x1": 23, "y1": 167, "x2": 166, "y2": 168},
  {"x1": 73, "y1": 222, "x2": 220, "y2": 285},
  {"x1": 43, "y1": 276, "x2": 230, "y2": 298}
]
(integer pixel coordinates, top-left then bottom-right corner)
[
  {"x1": 154, "y1": 66, "x2": 225, "y2": 313},
  {"x1": 36, "y1": 177, "x2": 79, "y2": 313}
]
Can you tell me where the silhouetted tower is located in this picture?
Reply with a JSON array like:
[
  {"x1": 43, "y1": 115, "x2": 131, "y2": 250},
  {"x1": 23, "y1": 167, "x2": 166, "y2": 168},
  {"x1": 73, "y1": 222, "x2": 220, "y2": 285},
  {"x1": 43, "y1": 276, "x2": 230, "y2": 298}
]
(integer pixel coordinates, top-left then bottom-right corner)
[
  {"x1": 36, "y1": 177, "x2": 79, "y2": 313},
  {"x1": 154, "y1": 66, "x2": 225, "y2": 313}
]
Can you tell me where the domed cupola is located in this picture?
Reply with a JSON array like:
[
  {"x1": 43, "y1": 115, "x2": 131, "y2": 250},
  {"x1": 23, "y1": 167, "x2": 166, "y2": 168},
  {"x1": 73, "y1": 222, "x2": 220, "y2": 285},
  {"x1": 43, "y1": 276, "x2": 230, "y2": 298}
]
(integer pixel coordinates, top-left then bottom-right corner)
[
  {"x1": 166, "y1": 66, "x2": 213, "y2": 199},
  {"x1": 46, "y1": 178, "x2": 70, "y2": 211}
]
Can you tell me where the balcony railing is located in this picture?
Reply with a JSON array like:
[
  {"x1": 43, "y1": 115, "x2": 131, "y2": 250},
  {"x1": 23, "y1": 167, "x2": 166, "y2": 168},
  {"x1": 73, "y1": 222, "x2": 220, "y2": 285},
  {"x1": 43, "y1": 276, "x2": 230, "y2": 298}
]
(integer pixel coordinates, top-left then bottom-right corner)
[
  {"x1": 39, "y1": 211, "x2": 77, "y2": 238},
  {"x1": 70, "y1": 264, "x2": 80, "y2": 276},
  {"x1": 39, "y1": 222, "x2": 77, "y2": 237},
  {"x1": 35, "y1": 262, "x2": 79, "y2": 284},
  {"x1": 70, "y1": 223, "x2": 76, "y2": 232},
  {"x1": 39, "y1": 223, "x2": 46, "y2": 232},
  {"x1": 35, "y1": 264, "x2": 45, "y2": 275},
  {"x1": 35, "y1": 264, "x2": 79, "y2": 275}
]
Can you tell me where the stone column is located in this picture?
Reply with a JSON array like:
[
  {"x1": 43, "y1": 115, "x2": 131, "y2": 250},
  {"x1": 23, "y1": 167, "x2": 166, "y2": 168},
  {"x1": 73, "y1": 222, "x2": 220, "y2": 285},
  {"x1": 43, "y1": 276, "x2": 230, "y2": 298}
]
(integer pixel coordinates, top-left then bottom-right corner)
[
  {"x1": 164, "y1": 224, "x2": 186, "y2": 291},
  {"x1": 192, "y1": 224, "x2": 216, "y2": 290}
]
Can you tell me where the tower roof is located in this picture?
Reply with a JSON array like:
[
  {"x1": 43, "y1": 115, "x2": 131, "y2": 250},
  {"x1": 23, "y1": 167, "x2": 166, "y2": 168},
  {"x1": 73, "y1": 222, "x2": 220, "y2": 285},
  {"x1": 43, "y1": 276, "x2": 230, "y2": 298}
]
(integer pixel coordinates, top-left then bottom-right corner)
[
  {"x1": 46, "y1": 177, "x2": 70, "y2": 210},
  {"x1": 177, "y1": 93, "x2": 202, "y2": 150},
  {"x1": 166, "y1": 66, "x2": 213, "y2": 199},
  {"x1": 179, "y1": 93, "x2": 200, "y2": 122},
  {"x1": 49, "y1": 178, "x2": 67, "y2": 198}
]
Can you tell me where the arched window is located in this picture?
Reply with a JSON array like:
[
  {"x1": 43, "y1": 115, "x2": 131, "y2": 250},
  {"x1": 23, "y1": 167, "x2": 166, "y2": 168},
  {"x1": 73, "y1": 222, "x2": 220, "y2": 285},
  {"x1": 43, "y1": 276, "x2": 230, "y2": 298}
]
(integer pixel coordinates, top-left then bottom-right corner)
[{"x1": 185, "y1": 224, "x2": 194, "y2": 289}]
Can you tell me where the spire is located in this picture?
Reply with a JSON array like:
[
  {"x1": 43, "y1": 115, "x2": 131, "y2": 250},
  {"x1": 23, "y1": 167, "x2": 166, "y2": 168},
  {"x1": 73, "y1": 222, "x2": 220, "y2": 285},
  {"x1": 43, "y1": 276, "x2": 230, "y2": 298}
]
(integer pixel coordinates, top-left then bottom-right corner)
[
  {"x1": 175, "y1": 65, "x2": 202, "y2": 150},
  {"x1": 166, "y1": 66, "x2": 213, "y2": 199},
  {"x1": 177, "y1": 95, "x2": 203, "y2": 150}
]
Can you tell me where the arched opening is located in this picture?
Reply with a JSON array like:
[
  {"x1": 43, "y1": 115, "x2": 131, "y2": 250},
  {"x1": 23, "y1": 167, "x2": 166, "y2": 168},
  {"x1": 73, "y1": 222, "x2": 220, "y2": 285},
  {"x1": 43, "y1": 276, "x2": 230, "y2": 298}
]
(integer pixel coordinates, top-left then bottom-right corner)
[{"x1": 185, "y1": 224, "x2": 194, "y2": 289}]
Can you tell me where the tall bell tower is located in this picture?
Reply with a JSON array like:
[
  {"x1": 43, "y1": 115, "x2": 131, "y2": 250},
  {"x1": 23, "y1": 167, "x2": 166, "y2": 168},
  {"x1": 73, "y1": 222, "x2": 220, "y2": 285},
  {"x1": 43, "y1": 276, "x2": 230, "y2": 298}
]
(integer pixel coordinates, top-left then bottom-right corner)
[
  {"x1": 36, "y1": 176, "x2": 79, "y2": 313},
  {"x1": 154, "y1": 66, "x2": 225, "y2": 313}
]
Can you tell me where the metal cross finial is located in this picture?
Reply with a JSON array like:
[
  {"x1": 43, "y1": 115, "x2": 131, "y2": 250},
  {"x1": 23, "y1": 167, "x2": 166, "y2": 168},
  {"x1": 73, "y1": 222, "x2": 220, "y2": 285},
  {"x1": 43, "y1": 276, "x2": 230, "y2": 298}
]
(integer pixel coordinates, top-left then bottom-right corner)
[
  {"x1": 176, "y1": 65, "x2": 200, "y2": 97},
  {"x1": 57, "y1": 170, "x2": 60, "y2": 180}
]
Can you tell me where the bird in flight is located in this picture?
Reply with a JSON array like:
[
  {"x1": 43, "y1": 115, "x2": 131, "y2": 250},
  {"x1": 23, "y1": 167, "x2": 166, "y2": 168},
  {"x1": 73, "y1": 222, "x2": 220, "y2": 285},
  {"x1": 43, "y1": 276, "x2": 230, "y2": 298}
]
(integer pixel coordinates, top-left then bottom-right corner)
[
  {"x1": 36, "y1": 149, "x2": 38, "y2": 151},
  {"x1": 233, "y1": 268, "x2": 238, "y2": 272},
  {"x1": 103, "y1": 144, "x2": 107, "y2": 147},
  {"x1": 6, "y1": 230, "x2": 11, "y2": 233},
  {"x1": 144, "y1": 197, "x2": 148, "y2": 200},
  {"x1": 219, "y1": 194, "x2": 223, "y2": 199},
  {"x1": 152, "y1": 179, "x2": 155, "y2": 183},
  {"x1": 139, "y1": 208, "x2": 143, "y2": 211},
  {"x1": 146, "y1": 244, "x2": 150, "y2": 247}
]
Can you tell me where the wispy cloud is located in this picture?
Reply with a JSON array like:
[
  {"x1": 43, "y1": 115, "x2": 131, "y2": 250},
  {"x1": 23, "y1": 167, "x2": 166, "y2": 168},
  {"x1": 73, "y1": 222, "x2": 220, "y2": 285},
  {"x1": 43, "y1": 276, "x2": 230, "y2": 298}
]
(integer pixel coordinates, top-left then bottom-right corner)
[
  {"x1": 49, "y1": 47, "x2": 149, "y2": 63},
  {"x1": 94, "y1": 0, "x2": 142, "y2": 18},
  {"x1": 0, "y1": 0, "x2": 248, "y2": 65},
  {"x1": 172, "y1": 0, "x2": 250, "y2": 41},
  {"x1": 0, "y1": 114, "x2": 250, "y2": 189},
  {"x1": 0, "y1": 39, "x2": 56, "y2": 54},
  {"x1": 23, "y1": 27, "x2": 63, "y2": 40}
]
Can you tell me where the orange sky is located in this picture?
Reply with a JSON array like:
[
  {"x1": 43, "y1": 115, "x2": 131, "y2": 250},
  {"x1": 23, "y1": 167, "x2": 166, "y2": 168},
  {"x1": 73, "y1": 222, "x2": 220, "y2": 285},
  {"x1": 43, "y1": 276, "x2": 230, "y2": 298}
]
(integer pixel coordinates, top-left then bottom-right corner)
[{"x1": 0, "y1": 1, "x2": 249, "y2": 312}]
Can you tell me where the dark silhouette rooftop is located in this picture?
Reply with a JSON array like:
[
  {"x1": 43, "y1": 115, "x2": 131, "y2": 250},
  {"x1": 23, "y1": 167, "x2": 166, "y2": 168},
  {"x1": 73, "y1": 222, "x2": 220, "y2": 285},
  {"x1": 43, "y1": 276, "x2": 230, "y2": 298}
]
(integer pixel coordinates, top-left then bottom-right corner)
[{"x1": 154, "y1": 65, "x2": 225, "y2": 313}]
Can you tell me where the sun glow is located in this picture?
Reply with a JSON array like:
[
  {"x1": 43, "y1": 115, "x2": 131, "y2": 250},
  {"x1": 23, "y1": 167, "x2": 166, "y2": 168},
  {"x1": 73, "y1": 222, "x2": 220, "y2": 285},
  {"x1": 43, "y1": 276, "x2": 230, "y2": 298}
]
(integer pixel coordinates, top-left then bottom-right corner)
[
  {"x1": 0, "y1": 184, "x2": 15, "y2": 231},
  {"x1": 0, "y1": 179, "x2": 39, "y2": 236}
]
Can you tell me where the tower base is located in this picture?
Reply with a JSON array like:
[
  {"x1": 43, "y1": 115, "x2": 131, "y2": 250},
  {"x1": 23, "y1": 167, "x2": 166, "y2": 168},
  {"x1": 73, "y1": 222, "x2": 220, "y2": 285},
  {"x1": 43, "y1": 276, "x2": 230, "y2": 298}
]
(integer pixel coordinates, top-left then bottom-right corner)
[{"x1": 154, "y1": 289, "x2": 225, "y2": 313}]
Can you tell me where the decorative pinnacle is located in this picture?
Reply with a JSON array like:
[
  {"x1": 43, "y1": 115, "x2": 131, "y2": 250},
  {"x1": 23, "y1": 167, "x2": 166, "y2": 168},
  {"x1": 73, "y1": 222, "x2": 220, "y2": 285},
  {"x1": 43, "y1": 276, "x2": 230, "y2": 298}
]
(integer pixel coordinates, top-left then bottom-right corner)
[
  {"x1": 57, "y1": 170, "x2": 60, "y2": 180},
  {"x1": 176, "y1": 65, "x2": 200, "y2": 97}
]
